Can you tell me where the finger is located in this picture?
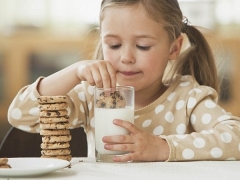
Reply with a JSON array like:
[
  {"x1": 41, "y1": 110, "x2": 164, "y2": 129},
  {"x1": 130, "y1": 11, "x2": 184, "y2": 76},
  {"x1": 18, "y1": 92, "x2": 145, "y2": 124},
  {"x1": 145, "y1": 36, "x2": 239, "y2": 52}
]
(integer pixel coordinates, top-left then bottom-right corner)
[
  {"x1": 77, "y1": 64, "x2": 93, "y2": 82},
  {"x1": 113, "y1": 153, "x2": 133, "y2": 162},
  {"x1": 106, "y1": 62, "x2": 116, "y2": 88},
  {"x1": 91, "y1": 67, "x2": 103, "y2": 87},
  {"x1": 78, "y1": 62, "x2": 102, "y2": 87},
  {"x1": 104, "y1": 143, "x2": 135, "y2": 153},
  {"x1": 113, "y1": 119, "x2": 139, "y2": 135},
  {"x1": 98, "y1": 64, "x2": 112, "y2": 88},
  {"x1": 102, "y1": 135, "x2": 133, "y2": 144}
]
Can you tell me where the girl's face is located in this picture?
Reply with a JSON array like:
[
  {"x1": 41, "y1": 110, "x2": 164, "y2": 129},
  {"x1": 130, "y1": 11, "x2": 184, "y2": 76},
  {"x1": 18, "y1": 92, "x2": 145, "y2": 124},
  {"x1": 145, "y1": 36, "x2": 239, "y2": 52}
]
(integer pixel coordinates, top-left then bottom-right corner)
[{"x1": 101, "y1": 4, "x2": 181, "y2": 92}]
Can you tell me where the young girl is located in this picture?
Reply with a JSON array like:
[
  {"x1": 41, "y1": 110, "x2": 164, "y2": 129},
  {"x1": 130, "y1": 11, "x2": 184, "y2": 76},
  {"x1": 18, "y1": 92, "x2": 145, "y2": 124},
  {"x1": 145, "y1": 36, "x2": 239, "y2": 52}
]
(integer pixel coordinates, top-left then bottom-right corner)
[{"x1": 8, "y1": 0, "x2": 240, "y2": 162}]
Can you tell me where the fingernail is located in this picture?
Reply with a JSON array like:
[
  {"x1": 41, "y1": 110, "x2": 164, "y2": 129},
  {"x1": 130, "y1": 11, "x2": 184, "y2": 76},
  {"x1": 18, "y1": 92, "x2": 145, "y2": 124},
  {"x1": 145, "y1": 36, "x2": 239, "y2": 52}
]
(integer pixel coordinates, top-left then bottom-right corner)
[
  {"x1": 113, "y1": 119, "x2": 119, "y2": 124},
  {"x1": 104, "y1": 144, "x2": 110, "y2": 149}
]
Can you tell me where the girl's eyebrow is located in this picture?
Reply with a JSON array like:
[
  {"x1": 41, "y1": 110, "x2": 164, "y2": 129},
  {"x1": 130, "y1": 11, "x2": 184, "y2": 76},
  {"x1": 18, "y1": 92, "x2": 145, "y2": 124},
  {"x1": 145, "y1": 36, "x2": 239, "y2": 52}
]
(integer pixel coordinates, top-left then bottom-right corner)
[
  {"x1": 135, "y1": 35, "x2": 157, "y2": 40},
  {"x1": 103, "y1": 34, "x2": 119, "y2": 38},
  {"x1": 103, "y1": 33, "x2": 157, "y2": 40}
]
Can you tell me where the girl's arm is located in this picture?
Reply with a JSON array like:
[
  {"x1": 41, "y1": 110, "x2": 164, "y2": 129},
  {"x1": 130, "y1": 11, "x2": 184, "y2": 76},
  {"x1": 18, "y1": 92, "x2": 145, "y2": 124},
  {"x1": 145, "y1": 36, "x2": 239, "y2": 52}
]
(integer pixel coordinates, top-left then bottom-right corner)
[{"x1": 38, "y1": 60, "x2": 116, "y2": 96}]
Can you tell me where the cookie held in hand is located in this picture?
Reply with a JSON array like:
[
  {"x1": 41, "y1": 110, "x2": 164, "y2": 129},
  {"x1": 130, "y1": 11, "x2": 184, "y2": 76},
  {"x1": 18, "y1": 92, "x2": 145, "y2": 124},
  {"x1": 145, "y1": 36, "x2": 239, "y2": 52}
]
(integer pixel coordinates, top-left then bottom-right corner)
[{"x1": 96, "y1": 91, "x2": 126, "y2": 108}]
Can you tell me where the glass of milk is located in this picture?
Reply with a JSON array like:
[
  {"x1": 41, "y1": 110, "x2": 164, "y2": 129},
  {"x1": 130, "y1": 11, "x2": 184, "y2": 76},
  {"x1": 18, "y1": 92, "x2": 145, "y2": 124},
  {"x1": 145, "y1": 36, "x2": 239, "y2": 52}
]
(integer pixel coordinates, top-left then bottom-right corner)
[{"x1": 94, "y1": 86, "x2": 134, "y2": 162}]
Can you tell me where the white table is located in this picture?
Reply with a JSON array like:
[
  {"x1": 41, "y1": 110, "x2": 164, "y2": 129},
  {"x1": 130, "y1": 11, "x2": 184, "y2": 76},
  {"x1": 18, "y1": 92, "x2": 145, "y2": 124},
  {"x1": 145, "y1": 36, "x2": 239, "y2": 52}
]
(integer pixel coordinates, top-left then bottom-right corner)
[{"x1": 2, "y1": 158, "x2": 240, "y2": 180}]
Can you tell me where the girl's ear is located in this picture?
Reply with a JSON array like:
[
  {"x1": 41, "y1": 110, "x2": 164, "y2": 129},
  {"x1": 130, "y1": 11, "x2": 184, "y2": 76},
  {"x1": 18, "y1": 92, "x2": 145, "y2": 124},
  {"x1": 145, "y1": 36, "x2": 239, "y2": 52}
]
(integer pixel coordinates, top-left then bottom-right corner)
[{"x1": 169, "y1": 35, "x2": 183, "y2": 60}]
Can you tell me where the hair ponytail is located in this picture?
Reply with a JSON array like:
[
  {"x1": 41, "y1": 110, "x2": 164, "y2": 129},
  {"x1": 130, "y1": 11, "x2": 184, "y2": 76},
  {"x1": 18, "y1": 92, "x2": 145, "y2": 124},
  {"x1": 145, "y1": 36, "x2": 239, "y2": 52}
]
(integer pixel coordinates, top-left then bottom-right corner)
[{"x1": 175, "y1": 25, "x2": 219, "y2": 93}]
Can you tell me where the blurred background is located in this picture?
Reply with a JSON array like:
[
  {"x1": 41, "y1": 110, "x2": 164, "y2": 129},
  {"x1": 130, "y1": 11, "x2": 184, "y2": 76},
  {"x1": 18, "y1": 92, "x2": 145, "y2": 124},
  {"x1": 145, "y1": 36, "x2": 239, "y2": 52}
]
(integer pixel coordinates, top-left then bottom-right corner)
[{"x1": 0, "y1": 0, "x2": 240, "y2": 143}]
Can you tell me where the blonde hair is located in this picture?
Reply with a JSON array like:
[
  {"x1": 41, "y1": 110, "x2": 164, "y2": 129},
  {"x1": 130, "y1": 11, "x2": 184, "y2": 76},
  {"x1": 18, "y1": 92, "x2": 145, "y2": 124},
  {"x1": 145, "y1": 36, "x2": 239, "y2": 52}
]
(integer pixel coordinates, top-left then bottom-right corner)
[{"x1": 93, "y1": 0, "x2": 219, "y2": 92}]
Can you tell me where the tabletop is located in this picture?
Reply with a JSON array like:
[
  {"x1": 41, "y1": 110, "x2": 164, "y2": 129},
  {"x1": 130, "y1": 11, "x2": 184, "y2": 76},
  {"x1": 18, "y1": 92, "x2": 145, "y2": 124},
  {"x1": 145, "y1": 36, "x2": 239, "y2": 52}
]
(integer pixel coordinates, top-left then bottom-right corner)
[{"x1": 1, "y1": 157, "x2": 240, "y2": 180}]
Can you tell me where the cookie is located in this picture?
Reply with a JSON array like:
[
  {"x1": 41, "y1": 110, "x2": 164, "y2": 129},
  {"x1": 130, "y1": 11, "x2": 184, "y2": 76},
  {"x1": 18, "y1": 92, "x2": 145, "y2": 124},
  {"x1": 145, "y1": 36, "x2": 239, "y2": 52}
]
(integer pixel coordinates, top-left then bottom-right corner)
[
  {"x1": 39, "y1": 110, "x2": 68, "y2": 117},
  {"x1": 40, "y1": 129, "x2": 70, "y2": 136},
  {"x1": 0, "y1": 158, "x2": 8, "y2": 165},
  {"x1": 38, "y1": 103, "x2": 68, "y2": 111},
  {"x1": 38, "y1": 96, "x2": 67, "y2": 104},
  {"x1": 41, "y1": 155, "x2": 72, "y2": 161},
  {"x1": 41, "y1": 148, "x2": 71, "y2": 156},
  {"x1": 42, "y1": 135, "x2": 72, "y2": 143},
  {"x1": 40, "y1": 122, "x2": 69, "y2": 130},
  {"x1": 96, "y1": 91, "x2": 125, "y2": 108},
  {"x1": 41, "y1": 142, "x2": 70, "y2": 150},
  {"x1": 0, "y1": 164, "x2": 11, "y2": 168},
  {"x1": 40, "y1": 116, "x2": 69, "y2": 124}
]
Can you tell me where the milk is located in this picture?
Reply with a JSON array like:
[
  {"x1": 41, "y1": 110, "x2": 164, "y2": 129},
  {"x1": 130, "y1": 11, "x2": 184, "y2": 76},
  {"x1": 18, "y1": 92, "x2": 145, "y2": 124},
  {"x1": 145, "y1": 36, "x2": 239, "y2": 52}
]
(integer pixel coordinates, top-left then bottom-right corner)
[{"x1": 95, "y1": 106, "x2": 134, "y2": 155}]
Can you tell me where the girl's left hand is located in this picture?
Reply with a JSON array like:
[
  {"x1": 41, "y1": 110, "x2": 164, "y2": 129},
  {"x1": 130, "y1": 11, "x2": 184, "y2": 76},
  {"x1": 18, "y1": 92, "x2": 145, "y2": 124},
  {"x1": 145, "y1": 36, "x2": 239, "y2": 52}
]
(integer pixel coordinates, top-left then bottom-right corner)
[{"x1": 102, "y1": 119, "x2": 170, "y2": 162}]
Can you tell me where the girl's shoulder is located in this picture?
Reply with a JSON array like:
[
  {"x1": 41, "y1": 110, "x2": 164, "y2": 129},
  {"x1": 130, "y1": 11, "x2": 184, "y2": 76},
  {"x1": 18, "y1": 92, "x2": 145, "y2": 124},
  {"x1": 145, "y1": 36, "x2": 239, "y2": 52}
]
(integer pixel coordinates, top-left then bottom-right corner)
[{"x1": 168, "y1": 75, "x2": 218, "y2": 101}]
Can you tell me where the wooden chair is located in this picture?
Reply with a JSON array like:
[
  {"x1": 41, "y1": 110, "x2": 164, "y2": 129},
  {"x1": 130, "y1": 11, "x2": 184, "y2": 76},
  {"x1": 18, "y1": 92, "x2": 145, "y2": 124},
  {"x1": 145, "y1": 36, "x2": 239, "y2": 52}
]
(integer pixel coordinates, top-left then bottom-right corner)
[{"x1": 0, "y1": 126, "x2": 87, "y2": 158}]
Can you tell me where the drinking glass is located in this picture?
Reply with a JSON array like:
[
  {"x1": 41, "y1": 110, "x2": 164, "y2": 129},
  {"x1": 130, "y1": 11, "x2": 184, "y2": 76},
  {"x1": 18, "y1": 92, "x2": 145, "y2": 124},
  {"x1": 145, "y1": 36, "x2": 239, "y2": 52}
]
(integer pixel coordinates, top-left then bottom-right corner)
[{"x1": 94, "y1": 86, "x2": 134, "y2": 162}]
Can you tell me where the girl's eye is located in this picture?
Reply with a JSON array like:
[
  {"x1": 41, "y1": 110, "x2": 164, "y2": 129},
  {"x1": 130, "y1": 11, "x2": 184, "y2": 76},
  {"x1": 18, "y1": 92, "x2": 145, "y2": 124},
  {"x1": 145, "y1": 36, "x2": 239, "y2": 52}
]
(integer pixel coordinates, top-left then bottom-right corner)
[
  {"x1": 109, "y1": 44, "x2": 121, "y2": 49},
  {"x1": 136, "y1": 45, "x2": 151, "y2": 51}
]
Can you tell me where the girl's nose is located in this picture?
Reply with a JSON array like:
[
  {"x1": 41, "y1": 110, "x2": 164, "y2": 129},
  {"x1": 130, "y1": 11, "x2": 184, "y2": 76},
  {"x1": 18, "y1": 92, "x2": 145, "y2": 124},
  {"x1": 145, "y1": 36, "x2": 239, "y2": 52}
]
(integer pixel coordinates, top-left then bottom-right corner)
[{"x1": 120, "y1": 47, "x2": 136, "y2": 64}]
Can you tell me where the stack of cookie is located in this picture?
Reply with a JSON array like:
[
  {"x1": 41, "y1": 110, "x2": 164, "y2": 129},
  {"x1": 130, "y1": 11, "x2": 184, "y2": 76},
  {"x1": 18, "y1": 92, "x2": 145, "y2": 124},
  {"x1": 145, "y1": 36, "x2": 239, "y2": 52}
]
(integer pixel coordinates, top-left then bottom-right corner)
[
  {"x1": 38, "y1": 96, "x2": 72, "y2": 161},
  {"x1": 0, "y1": 158, "x2": 11, "y2": 168}
]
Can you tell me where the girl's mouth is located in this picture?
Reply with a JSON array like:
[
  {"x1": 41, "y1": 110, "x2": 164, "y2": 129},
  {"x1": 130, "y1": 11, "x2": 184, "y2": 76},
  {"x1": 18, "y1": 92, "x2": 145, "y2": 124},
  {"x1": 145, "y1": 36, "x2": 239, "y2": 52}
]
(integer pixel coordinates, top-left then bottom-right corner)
[{"x1": 119, "y1": 71, "x2": 139, "y2": 76}]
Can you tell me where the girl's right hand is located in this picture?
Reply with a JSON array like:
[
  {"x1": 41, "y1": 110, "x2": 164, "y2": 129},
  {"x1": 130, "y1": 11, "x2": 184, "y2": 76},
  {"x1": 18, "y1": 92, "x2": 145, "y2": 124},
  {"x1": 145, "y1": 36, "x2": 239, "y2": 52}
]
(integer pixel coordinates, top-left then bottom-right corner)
[{"x1": 77, "y1": 60, "x2": 116, "y2": 88}]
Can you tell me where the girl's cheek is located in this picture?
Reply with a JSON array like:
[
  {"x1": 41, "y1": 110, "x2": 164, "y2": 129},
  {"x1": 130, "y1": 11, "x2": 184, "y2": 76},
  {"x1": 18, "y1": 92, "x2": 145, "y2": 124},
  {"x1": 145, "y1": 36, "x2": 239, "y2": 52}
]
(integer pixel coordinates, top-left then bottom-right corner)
[{"x1": 104, "y1": 52, "x2": 119, "y2": 63}]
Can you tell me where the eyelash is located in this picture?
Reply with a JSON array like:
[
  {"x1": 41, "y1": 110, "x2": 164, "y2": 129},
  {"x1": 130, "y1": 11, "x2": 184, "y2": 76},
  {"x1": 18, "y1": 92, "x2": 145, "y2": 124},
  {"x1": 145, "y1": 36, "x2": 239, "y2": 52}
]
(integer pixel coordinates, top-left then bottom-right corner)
[
  {"x1": 136, "y1": 45, "x2": 151, "y2": 51},
  {"x1": 109, "y1": 45, "x2": 151, "y2": 51},
  {"x1": 110, "y1": 45, "x2": 121, "y2": 49}
]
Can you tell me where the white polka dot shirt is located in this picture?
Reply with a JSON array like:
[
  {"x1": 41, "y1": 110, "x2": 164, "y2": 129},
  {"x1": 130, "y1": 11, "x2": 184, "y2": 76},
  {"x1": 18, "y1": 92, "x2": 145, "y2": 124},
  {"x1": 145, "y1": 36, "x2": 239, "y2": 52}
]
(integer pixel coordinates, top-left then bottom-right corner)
[{"x1": 8, "y1": 75, "x2": 240, "y2": 161}]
